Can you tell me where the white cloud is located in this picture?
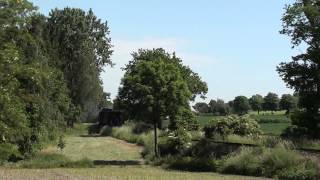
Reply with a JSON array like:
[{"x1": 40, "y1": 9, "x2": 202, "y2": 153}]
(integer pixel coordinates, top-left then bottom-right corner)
[{"x1": 100, "y1": 38, "x2": 217, "y2": 100}]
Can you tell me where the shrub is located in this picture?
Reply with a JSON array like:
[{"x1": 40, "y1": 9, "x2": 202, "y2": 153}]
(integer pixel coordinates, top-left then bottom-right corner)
[
  {"x1": 220, "y1": 147, "x2": 263, "y2": 176},
  {"x1": 0, "y1": 143, "x2": 21, "y2": 164},
  {"x1": 99, "y1": 125, "x2": 113, "y2": 136},
  {"x1": 219, "y1": 143, "x2": 319, "y2": 179},
  {"x1": 277, "y1": 160, "x2": 319, "y2": 180},
  {"x1": 204, "y1": 118, "x2": 231, "y2": 138},
  {"x1": 132, "y1": 122, "x2": 153, "y2": 134},
  {"x1": 158, "y1": 128, "x2": 191, "y2": 156},
  {"x1": 262, "y1": 143, "x2": 302, "y2": 177},
  {"x1": 190, "y1": 138, "x2": 237, "y2": 158},
  {"x1": 204, "y1": 115, "x2": 261, "y2": 139},
  {"x1": 282, "y1": 125, "x2": 309, "y2": 139},
  {"x1": 167, "y1": 156, "x2": 218, "y2": 172}
]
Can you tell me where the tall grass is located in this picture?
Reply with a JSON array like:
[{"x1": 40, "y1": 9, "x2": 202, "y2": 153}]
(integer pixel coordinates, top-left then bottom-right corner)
[
  {"x1": 219, "y1": 142, "x2": 319, "y2": 179},
  {"x1": 17, "y1": 153, "x2": 93, "y2": 168},
  {"x1": 99, "y1": 124, "x2": 155, "y2": 160}
]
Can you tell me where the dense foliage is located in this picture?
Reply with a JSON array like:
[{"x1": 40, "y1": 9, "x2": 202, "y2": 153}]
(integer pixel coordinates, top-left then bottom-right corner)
[
  {"x1": 116, "y1": 48, "x2": 207, "y2": 156},
  {"x1": 220, "y1": 144, "x2": 319, "y2": 179},
  {"x1": 277, "y1": 0, "x2": 320, "y2": 138},
  {"x1": 249, "y1": 94, "x2": 264, "y2": 114},
  {"x1": 0, "y1": 0, "x2": 112, "y2": 160},
  {"x1": 233, "y1": 96, "x2": 251, "y2": 115},
  {"x1": 263, "y1": 92, "x2": 280, "y2": 112},
  {"x1": 203, "y1": 115, "x2": 262, "y2": 139}
]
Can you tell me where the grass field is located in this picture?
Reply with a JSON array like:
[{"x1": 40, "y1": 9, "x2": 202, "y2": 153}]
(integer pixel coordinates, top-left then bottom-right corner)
[
  {"x1": 43, "y1": 136, "x2": 142, "y2": 161},
  {"x1": 0, "y1": 124, "x2": 268, "y2": 180},
  {"x1": 196, "y1": 111, "x2": 290, "y2": 135},
  {"x1": 0, "y1": 167, "x2": 269, "y2": 180},
  {"x1": 259, "y1": 122, "x2": 290, "y2": 135}
]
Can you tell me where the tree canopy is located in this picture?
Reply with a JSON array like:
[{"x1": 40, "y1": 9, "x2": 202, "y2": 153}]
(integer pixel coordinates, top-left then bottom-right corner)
[
  {"x1": 0, "y1": 0, "x2": 112, "y2": 158},
  {"x1": 263, "y1": 92, "x2": 279, "y2": 112},
  {"x1": 233, "y1": 96, "x2": 251, "y2": 115},
  {"x1": 277, "y1": 0, "x2": 320, "y2": 138},
  {"x1": 249, "y1": 94, "x2": 264, "y2": 114},
  {"x1": 280, "y1": 94, "x2": 298, "y2": 114},
  {"x1": 116, "y1": 48, "x2": 206, "y2": 156}
]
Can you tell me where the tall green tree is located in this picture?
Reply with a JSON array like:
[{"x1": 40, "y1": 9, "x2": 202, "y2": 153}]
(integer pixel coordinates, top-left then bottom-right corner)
[
  {"x1": 208, "y1": 99, "x2": 217, "y2": 113},
  {"x1": 277, "y1": 0, "x2": 320, "y2": 138},
  {"x1": 263, "y1": 93, "x2": 279, "y2": 112},
  {"x1": 233, "y1": 96, "x2": 251, "y2": 115},
  {"x1": 193, "y1": 102, "x2": 210, "y2": 114},
  {"x1": 280, "y1": 94, "x2": 298, "y2": 114},
  {"x1": 117, "y1": 48, "x2": 206, "y2": 157},
  {"x1": 249, "y1": 94, "x2": 264, "y2": 114},
  {"x1": 0, "y1": 0, "x2": 72, "y2": 157},
  {"x1": 46, "y1": 8, "x2": 113, "y2": 123}
]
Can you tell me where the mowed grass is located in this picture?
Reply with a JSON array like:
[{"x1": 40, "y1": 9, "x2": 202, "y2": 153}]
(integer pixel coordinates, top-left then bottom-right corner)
[
  {"x1": 0, "y1": 166, "x2": 269, "y2": 180},
  {"x1": 43, "y1": 136, "x2": 142, "y2": 161},
  {"x1": 259, "y1": 122, "x2": 290, "y2": 135}
]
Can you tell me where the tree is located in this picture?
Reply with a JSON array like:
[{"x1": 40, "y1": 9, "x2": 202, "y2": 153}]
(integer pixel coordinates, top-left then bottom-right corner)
[
  {"x1": 277, "y1": 0, "x2": 320, "y2": 138},
  {"x1": 47, "y1": 8, "x2": 113, "y2": 122},
  {"x1": 280, "y1": 94, "x2": 298, "y2": 114},
  {"x1": 208, "y1": 99, "x2": 217, "y2": 113},
  {"x1": 233, "y1": 96, "x2": 251, "y2": 115},
  {"x1": 249, "y1": 94, "x2": 264, "y2": 114},
  {"x1": 116, "y1": 48, "x2": 206, "y2": 157},
  {"x1": 263, "y1": 93, "x2": 279, "y2": 112},
  {"x1": 0, "y1": 0, "x2": 74, "y2": 156},
  {"x1": 193, "y1": 102, "x2": 210, "y2": 114}
]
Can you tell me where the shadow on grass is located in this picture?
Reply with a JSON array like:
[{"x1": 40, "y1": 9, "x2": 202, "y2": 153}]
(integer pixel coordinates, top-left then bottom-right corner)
[
  {"x1": 79, "y1": 134, "x2": 100, "y2": 137},
  {"x1": 93, "y1": 160, "x2": 142, "y2": 166}
]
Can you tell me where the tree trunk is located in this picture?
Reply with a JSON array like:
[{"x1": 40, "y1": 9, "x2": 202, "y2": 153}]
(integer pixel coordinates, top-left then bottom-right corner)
[
  {"x1": 258, "y1": 109, "x2": 260, "y2": 114},
  {"x1": 153, "y1": 120, "x2": 159, "y2": 157}
]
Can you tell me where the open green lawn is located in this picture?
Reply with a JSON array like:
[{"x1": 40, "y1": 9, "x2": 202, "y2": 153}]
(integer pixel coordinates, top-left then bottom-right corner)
[{"x1": 1, "y1": 124, "x2": 268, "y2": 180}]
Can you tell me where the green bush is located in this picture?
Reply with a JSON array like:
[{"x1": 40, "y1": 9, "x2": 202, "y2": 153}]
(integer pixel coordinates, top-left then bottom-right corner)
[
  {"x1": 204, "y1": 115, "x2": 261, "y2": 139},
  {"x1": 0, "y1": 143, "x2": 21, "y2": 164},
  {"x1": 220, "y1": 147, "x2": 264, "y2": 176},
  {"x1": 167, "y1": 156, "x2": 217, "y2": 172},
  {"x1": 219, "y1": 143, "x2": 319, "y2": 179},
  {"x1": 190, "y1": 138, "x2": 236, "y2": 158},
  {"x1": 132, "y1": 122, "x2": 153, "y2": 134},
  {"x1": 158, "y1": 128, "x2": 191, "y2": 156},
  {"x1": 277, "y1": 161, "x2": 319, "y2": 180},
  {"x1": 282, "y1": 125, "x2": 309, "y2": 139}
]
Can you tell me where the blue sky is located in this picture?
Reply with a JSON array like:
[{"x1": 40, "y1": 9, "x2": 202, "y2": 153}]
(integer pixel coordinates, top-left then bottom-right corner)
[{"x1": 30, "y1": 0, "x2": 300, "y2": 102}]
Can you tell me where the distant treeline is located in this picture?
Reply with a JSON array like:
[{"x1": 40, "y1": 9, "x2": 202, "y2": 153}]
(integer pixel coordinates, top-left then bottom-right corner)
[
  {"x1": 0, "y1": 0, "x2": 112, "y2": 158},
  {"x1": 193, "y1": 93, "x2": 298, "y2": 115}
]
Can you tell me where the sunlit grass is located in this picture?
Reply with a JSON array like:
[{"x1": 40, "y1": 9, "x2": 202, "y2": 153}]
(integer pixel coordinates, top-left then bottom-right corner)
[
  {"x1": 43, "y1": 136, "x2": 142, "y2": 161},
  {"x1": 0, "y1": 166, "x2": 269, "y2": 180}
]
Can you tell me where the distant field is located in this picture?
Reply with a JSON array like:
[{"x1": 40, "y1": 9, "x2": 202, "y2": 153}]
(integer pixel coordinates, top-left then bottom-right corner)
[
  {"x1": 196, "y1": 111, "x2": 290, "y2": 135},
  {"x1": 259, "y1": 122, "x2": 290, "y2": 135}
]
